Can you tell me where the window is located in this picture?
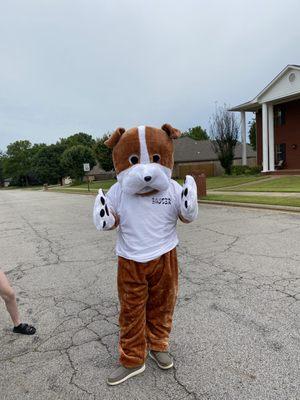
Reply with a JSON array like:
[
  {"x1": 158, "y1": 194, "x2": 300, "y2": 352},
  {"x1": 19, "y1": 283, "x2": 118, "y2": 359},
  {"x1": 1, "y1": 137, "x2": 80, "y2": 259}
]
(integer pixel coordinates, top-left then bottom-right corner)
[
  {"x1": 275, "y1": 143, "x2": 286, "y2": 163},
  {"x1": 274, "y1": 107, "x2": 286, "y2": 126}
]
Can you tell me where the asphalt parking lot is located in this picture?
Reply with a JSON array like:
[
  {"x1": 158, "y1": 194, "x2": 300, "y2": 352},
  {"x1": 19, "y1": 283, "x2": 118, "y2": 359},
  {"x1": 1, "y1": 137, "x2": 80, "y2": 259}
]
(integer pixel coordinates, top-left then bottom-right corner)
[{"x1": 0, "y1": 190, "x2": 299, "y2": 400}]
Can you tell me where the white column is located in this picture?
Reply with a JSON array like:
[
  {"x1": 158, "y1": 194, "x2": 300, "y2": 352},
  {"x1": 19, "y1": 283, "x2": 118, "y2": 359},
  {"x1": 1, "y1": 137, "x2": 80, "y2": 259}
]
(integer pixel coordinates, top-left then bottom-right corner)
[
  {"x1": 262, "y1": 103, "x2": 269, "y2": 172},
  {"x1": 240, "y1": 111, "x2": 247, "y2": 165},
  {"x1": 268, "y1": 104, "x2": 275, "y2": 171}
]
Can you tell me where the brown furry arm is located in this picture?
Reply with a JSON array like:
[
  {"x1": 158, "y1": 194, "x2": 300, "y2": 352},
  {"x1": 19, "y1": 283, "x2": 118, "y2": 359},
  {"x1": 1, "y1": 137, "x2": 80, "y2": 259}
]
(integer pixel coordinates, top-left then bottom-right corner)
[
  {"x1": 179, "y1": 214, "x2": 191, "y2": 224},
  {"x1": 109, "y1": 211, "x2": 120, "y2": 230}
]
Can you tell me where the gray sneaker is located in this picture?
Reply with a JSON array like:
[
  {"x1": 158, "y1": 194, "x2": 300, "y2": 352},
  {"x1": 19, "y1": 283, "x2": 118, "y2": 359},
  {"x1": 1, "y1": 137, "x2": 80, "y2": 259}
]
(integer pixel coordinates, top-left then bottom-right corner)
[
  {"x1": 149, "y1": 350, "x2": 174, "y2": 369},
  {"x1": 107, "y1": 364, "x2": 145, "y2": 386}
]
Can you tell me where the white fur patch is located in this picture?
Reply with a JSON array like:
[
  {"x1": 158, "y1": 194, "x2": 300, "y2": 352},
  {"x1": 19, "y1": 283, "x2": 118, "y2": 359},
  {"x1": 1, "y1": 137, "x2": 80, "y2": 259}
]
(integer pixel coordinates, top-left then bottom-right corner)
[
  {"x1": 117, "y1": 163, "x2": 171, "y2": 195},
  {"x1": 138, "y1": 126, "x2": 150, "y2": 164}
]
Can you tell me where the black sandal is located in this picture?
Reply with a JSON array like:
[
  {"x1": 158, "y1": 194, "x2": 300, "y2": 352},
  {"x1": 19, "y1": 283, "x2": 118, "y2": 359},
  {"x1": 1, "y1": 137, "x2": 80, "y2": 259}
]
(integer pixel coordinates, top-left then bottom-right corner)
[{"x1": 13, "y1": 323, "x2": 36, "y2": 335}]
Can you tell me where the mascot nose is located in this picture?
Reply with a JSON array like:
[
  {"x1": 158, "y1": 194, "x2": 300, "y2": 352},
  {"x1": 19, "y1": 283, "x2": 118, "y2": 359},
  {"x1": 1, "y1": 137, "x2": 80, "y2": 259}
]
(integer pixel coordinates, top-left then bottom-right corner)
[{"x1": 144, "y1": 176, "x2": 152, "y2": 182}]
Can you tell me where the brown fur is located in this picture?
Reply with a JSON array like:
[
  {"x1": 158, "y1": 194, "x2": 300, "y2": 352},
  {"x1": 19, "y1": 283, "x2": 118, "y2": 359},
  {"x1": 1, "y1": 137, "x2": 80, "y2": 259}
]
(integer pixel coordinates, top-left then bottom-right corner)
[
  {"x1": 112, "y1": 127, "x2": 140, "y2": 174},
  {"x1": 104, "y1": 127, "x2": 126, "y2": 149},
  {"x1": 117, "y1": 248, "x2": 178, "y2": 368},
  {"x1": 145, "y1": 126, "x2": 174, "y2": 170},
  {"x1": 161, "y1": 123, "x2": 181, "y2": 139},
  {"x1": 104, "y1": 124, "x2": 181, "y2": 174}
]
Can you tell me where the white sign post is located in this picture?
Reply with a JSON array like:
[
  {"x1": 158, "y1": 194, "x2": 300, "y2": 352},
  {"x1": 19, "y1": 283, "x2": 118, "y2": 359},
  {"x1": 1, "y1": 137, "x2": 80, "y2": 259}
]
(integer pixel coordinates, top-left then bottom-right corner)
[
  {"x1": 83, "y1": 163, "x2": 91, "y2": 191},
  {"x1": 83, "y1": 163, "x2": 90, "y2": 172}
]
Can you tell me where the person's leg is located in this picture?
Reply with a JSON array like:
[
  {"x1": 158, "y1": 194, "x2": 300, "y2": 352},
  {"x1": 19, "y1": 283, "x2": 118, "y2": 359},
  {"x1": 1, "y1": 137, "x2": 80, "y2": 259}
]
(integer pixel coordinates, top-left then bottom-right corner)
[
  {"x1": 117, "y1": 257, "x2": 148, "y2": 368},
  {"x1": 0, "y1": 270, "x2": 36, "y2": 334},
  {"x1": 0, "y1": 270, "x2": 21, "y2": 326},
  {"x1": 146, "y1": 248, "x2": 178, "y2": 354}
]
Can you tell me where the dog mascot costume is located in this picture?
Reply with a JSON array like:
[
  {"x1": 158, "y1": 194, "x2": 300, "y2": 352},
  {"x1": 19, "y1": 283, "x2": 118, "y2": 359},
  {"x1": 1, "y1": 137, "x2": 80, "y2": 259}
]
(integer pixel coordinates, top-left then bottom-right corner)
[{"x1": 93, "y1": 124, "x2": 198, "y2": 385}]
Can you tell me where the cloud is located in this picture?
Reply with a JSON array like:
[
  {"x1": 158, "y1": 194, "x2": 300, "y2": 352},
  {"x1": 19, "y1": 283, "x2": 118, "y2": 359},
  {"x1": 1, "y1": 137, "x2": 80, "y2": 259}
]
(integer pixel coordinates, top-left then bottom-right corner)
[{"x1": 1, "y1": 0, "x2": 300, "y2": 149}]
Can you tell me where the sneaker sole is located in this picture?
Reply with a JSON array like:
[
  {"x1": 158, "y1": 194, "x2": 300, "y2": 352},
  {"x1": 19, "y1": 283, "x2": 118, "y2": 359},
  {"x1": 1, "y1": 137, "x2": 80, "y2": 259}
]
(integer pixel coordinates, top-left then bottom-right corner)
[
  {"x1": 107, "y1": 364, "x2": 145, "y2": 386},
  {"x1": 149, "y1": 352, "x2": 174, "y2": 370}
]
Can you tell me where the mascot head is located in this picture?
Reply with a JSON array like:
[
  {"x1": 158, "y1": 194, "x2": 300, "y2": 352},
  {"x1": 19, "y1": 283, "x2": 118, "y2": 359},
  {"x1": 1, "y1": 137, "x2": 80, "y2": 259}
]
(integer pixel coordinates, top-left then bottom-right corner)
[{"x1": 105, "y1": 124, "x2": 181, "y2": 195}]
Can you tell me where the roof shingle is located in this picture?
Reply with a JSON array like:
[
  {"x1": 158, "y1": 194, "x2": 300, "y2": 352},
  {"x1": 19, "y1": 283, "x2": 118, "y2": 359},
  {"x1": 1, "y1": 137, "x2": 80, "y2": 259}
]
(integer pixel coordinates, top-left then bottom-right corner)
[{"x1": 174, "y1": 137, "x2": 256, "y2": 162}]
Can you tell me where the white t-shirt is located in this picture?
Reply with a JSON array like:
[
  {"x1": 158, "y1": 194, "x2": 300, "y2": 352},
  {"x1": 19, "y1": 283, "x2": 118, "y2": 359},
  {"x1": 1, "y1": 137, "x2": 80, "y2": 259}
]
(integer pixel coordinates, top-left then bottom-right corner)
[{"x1": 106, "y1": 179, "x2": 182, "y2": 263}]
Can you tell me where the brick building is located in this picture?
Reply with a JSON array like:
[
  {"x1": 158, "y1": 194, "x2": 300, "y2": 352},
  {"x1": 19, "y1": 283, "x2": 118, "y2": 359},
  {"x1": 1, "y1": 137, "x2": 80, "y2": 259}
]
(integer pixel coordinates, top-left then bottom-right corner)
[{"x1": 230, "y1": 65, "x2": 300, "y2": 173}]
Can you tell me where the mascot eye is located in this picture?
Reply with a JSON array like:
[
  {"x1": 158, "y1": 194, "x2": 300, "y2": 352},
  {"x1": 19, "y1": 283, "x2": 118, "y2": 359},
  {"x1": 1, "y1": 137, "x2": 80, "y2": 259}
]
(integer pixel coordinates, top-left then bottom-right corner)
[
  {"x1": 129, "y1": 155, "x2": 139, "y2": 165},
  {"x1": 152, "y1": 154, "x2": 161, "y2": 163}
]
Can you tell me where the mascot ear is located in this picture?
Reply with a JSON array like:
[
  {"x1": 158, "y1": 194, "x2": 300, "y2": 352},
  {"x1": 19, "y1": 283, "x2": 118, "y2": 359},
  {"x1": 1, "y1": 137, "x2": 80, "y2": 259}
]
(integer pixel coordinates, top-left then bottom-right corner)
[
  {"x1": 104, "y1": 127, "x2": 126, "y2": 148},
  {"x1": 161, "y1": 123, "x2": 181, "y2": 139}
]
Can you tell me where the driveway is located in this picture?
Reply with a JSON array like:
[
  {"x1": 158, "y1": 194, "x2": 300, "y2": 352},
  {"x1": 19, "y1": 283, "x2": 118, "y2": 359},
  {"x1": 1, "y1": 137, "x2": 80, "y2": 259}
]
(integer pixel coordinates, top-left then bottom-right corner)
[{"x1": 0, "y1": 190, "x2": 299, "y2": 400}]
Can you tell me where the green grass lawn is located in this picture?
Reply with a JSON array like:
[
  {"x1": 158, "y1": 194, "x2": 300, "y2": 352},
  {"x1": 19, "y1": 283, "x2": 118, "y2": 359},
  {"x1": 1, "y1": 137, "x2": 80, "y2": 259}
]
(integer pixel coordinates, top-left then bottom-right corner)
[
  {"x1": 71, "y1": 179, "x2": 116, "y2": 191},
  {"x1": 205, "y1": 175, "x2": 268, "y2": 189},
  {"x1": 203, "y1": 194, "x2": 300, "y2": 208},
  {"x1": 47, "y1": 175, "x2": 268, "y2": 194},
  {"x1": 221, "y1": 176, "x2": 300, "y2": 192}
]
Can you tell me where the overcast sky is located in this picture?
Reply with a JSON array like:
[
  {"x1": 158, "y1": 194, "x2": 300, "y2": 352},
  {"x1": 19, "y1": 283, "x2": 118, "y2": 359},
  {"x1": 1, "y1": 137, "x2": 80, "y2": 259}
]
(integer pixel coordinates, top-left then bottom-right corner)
[{"x1": 1, "y1": 0, "x2": 300, "y2": 150}]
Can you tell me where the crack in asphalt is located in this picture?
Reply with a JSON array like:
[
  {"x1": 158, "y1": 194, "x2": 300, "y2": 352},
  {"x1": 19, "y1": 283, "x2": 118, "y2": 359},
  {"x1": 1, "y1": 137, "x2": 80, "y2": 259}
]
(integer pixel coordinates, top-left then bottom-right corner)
[
  {"x1": 170, "y1": 353, "x2": 210, "y2": 400},
  {"x1": 1, "y1": 191, "x2": 300, "y2": 400},
  {"x1": 65, "y1": 347, "x2": 96, "y2": 400}
]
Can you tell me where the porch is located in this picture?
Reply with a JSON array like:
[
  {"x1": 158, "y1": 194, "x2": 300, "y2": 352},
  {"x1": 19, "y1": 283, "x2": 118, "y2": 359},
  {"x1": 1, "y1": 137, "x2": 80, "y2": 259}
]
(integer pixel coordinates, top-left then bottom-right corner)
[{"x1": 230, "y1": 65, "x2": 300, "y2": 173}]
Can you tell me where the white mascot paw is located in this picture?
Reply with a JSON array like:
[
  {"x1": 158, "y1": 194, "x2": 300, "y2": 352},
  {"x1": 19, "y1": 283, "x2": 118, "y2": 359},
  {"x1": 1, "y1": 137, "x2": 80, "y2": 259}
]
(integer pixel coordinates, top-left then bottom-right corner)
[
  {"x1": 93, "y1": 189, "x2": 115, "y2": 231},
  {"x1": 180, "y1": 175, "x2": 198, "y2": 222}
]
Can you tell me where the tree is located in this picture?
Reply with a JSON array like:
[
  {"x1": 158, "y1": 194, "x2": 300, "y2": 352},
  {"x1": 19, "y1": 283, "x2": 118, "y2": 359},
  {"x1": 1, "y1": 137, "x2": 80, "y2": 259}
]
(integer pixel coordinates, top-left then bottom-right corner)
[
  {"x1": 32, "y1": 144, "x2": 66, "y2": 185},
  {"x1": 249, "y1": 118, "x2": 256, "y2": 150},
  {"x1": 5, "y1": 140, "x2": 33, "y2": 186},
  {"x1": 0, "y1": 151, "x2": 5, "y2": 186},
  {"x1": 61, "y1": 145, "x2": 96, "y2": 182},
  {"x1": 4, "y1": 142, "x2": 47, "y2": 186},
  {"x1": 210, "y1": 105, "x2": 239, "y2": 175},
  {"x1": 93, "y1": 134, "x2": 113, "y2": 171},
  {"x1": 182, "y1": 125, "x2": 209, "y2": 140},
  {"x1": 59, "y1": 132, "x2": 95, "y2": 149}
]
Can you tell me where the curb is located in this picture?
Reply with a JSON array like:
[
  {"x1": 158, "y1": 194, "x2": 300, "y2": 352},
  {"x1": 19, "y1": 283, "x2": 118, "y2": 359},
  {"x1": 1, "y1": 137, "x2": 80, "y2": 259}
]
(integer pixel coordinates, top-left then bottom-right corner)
[{"x1": 199, "y1": 200, "x2": 300, "y2": 213}]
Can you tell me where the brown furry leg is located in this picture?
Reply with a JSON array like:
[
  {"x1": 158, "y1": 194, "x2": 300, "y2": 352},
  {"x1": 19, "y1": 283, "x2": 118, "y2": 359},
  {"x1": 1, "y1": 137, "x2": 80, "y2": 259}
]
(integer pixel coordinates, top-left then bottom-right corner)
[
  {"x1": 117, "y1": 257, "x2": 148, "y2": 368},
  {"x1": 145, "y1": 248, "x2": 179, "y2": 352}
]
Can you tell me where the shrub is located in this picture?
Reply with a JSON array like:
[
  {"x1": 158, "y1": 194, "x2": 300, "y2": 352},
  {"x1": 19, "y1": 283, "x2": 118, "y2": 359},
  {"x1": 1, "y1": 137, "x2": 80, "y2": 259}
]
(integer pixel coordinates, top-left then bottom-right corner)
[
  {"x1": 249, "y1": 165, "x2": 263, "y2": 174},
  {"x1": 231, "y1": 165, "x2": 262, "y2": 175}
]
